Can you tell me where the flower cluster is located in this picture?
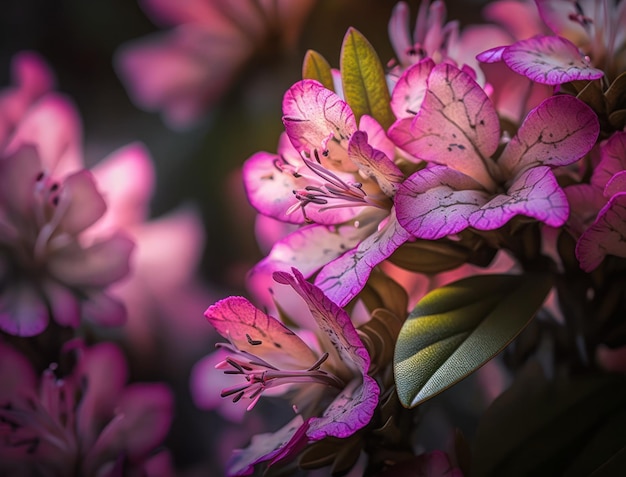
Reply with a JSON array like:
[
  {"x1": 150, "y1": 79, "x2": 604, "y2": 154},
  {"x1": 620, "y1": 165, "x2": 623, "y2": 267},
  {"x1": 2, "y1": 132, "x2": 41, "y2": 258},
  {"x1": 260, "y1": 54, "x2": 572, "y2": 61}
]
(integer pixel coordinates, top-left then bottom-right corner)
[{"x1": 193, "y1": 0, "x2": 626, "y2": 475}]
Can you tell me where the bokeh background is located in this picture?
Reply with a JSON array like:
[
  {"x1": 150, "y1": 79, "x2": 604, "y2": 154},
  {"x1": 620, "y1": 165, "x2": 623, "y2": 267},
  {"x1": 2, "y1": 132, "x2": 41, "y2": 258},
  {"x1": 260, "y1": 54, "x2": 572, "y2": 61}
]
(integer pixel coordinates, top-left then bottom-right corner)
[{"x1": 0, "y1": 0, "x2": 491, "y2": 474}]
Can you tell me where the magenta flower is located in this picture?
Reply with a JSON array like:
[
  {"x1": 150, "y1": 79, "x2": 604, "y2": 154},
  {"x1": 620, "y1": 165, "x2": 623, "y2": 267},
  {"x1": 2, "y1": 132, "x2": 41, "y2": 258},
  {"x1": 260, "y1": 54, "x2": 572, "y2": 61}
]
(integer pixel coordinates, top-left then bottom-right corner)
[
  {"x1": 566, "y1": 131, "x2": 626, "y2": 271},
  {"x1": 115, "y1": 0, "x2": 315, "y2": 127},
  {"x1": 199, "y1": 268, "x2": 379, "y2": 476},
  {"x1": 389, "y1": 62, "x2": 598, "y2": 240},
  {"x1": 245, "y1": 79, "x2": 411, "y2": 307},
  {"x1": 0, "y1": 340, "x2": 173, "y2": 477},
  {"x1": 0, "y1": 56, "x2": 135, "y2": 336}
]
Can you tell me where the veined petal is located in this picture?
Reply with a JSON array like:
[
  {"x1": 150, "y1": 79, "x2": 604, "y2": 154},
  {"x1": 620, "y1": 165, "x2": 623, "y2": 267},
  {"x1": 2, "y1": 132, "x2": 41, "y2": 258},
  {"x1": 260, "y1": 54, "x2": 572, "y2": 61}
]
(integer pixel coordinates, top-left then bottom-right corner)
[
  {"x1": 476, "y1": 45, "x2": 507, "y2": 63},
  {"x1": 306, "y1": 376, "x2": 379, "y2": 440},
  {"x1": 390, "y1": 58, "x2": 436, "y2": 118},
  {"x1": 498, "y1": 95, "x2": 599, "y2": 177},
  {"x1": 227, "y1": 415, "x2": 308, "y2": 477},
  {"x1": 502, "y1": 35, "x2": 604, "y2": 84},
  {"x1": 605, "y1": 171, "x2": 626, "y2": 199},
  {"x1": 388, "y1": 63, "x2": 500, "y2": 190},
  {"x1": 273, "y1": 268, "x2": 371, "y2": 374},
  {"x1": 592, "y1": 131, "x2": 626, "y2": 190},
  {"x1": 282, "y1": 80, "x2": 357, "y2": 171},
  {"x1": 348, "y1": 130, "x2": 404, "y2": 197},
  {"x1": 358, "y1": 114, "x2": 396, "y2": 161},
  {"x1": 564, "y1": 184, "x2": 607, "y2": 237},
  {"x1": 395, "y1": 165, "x2": 489, "y2": 240},
  {"x1": 314, "y1": 210, "x2": 412, "y2": 307},
  {"x1": 205, "y1": 296, "x2": 318, "y2": 369},
  {"x1": 470, "y1": 166, "x2": 569, "y2": 230},
  {"x1": 576, "y1": 192, "x2": 626, "y2": 271}
]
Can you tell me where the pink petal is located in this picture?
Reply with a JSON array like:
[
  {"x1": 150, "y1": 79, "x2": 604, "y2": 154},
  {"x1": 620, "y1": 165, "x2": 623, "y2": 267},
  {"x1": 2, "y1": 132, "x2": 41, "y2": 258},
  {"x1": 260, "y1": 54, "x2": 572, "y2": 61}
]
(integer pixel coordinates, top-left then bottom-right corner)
[
  {"x1": 476, "y1": 45, "x2": 507, "y2": 63},
  {"x1": 592, "y1": 131, "x2": 626, "y2": 190},
  {"x1": 313, "y1": 210, "x2": 412, "y2": 307},
  {"x1": 388, "y1": 63, "x2": 500, "y2": 190},
  {"x1": 358, "y1": 115, "x2": 396, "y2": 162},
  {"x1": 306, "y1": 376, "x2": 379, "y2": 440},
  {"x1": 605, "y1": 171, "x2": 626, "y2": 199},
  {"x1": 0, "y1": 281, "x2": 49, "y2": 336},
  {"x1": 247, "y1": 222, "x2": 370, "y2": 308},
  {"x1": 227, "y1": 415, "x2": 308, "y2": 477},
  {"x1": 0, "y1": 342, "x2": 37, "y2": 402},
  {"x1": 49, "y1": 233, "x2": 134, "y2": 287},
  {"x1": 498, "y1": 95, "x2": 599, "y2": 177},
  {"x1": 90, "y1": 142, "x2": 155, "y2": 232},
  {"x1": 282, "y1": 80, "x2": 357, "y2": 171},
  {"x1": 502, "y1": 35, "x2": 604, "y2": 84},
  {"x1": 74, "y1": 342, "x2": 128, "y2": 445},
  {"x1": 395, "y1": 165, "x2": 489, "y2": 240},
  {"x1": 41, "y1": 279, "x2": 81, "y2": 328},
  {"x1": 0, "y1": 144, "x2": 42, "y2": 220},
  {"x1": 81, "y1": 291, "x2": 127, "y2": 327},
  {"x1": 347, "y1": 130, "x2": 404, "y2": 197},
  {"x1": 470, "y1": 166, "x2": 569, "y2": 230},
  {"x1": 484, "y1": 0, "x2": 549, "y2": 40},
  {"x1": 204, "y1": 296, "x2": 318, "y2": 369},
  {"x1": 86, "y1": 383, "x2": 173, "y2": 472},
  {"x1": 564, "y1": 184, "x2": 607, "y2": 236},
  {"x1": 5, "y1": 94, "x2": 83, "y2": 176},
  {"x1": 390, "y1": 58, "x2": 436, "y2": 118},
  {"x1": 56, "y1": 170, "x2": 107, "y2": 236},
  {"x1": 388, "y1": 1, "x2": 414, "y2": 66},
  {"x1": 114, "y1": 25, "x2": 251, "y2": 128},
  {"x1": 273, "y1": 268, "x2": 371, "y2": 373},
  {"x1": 576, "y1": 192, "x2": 626, "y2": 271},
  {"x1": 535, "y1": 0, "x2": 591, "y2": 44}
]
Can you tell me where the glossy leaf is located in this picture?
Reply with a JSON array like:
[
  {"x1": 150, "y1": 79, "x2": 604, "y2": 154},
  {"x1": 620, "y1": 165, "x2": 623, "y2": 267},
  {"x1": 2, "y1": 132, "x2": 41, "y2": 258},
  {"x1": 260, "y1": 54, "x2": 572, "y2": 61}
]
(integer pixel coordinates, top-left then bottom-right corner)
[
  {"x1": 340, "y1": 27, "x2": 395, "y2": 129},
  {"x1": 302, "y1": 49, "x2": 334, "y2": 91},
  {"x1": 393, "y1": 273, "x2": 552, "y2": 408},
  {"x1": 387, "y1": 238, "x2": 470, "y2": 274},
  {"x1": 472, "y1": 362, "x2": 626, "y2": 477}
]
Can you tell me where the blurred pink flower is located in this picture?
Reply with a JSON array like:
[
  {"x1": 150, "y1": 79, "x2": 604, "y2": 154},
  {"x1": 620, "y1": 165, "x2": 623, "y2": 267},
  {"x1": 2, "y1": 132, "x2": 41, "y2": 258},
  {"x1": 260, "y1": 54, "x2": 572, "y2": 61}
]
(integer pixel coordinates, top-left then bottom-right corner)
[
  {"x1": 0, "y1": 340, "x2": 174, "y2": 477},
  {"x1": 115, "y1": 0, "x2": 316, "y2": 128},
  {"x1": 0, "y1": 55, "x2": 135, "y2": 336}
]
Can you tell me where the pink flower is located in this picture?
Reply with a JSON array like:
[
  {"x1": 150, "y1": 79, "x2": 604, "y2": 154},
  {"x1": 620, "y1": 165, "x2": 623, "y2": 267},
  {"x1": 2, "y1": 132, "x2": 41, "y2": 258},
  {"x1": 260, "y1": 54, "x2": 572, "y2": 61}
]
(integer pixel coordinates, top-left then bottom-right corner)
[
  {"x1": 0, "y1": 55, "x2": 136, "y2": 336},
  {"x1": 389, "y1": 62, "x2": 599, "y2": 240},
  {"x1": 115, "y1": 0, "x2": 316, "y2": 128},
  {"x1": 196, "y1": 268, "x2": 379, "y2": 476},
  {"x1": 0, "y1": 340, "x2": 174, "y2": 477},
  {"x1": 245, "y1": 79, "x2": 411, "y2": 308}
]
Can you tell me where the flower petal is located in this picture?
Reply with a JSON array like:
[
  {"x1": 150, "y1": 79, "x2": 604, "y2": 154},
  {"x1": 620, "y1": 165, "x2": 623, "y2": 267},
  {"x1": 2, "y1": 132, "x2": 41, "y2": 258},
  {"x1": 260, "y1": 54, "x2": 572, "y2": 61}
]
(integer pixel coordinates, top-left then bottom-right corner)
[
  {"x1": 273, "y1": 268, "x2": 371, "y2": 373},
  {"x1": 313, "y1": 210, "x2": 412, "y2": 307},
  {"x1": 49, "y1": 233, "x2": 134, "y2": 287},
  {"x1": 41, "y1": 279, "x2": 81, "y2": 328},
  {"x1": 0, "y1": 144, "x2": 41, "y2": 220},
  {"x1": 576, "y1": 192, "x2": 626, "y2": 271},
  {"x1": 535, "y1": 0, "x2": 591, "y2": 45},
  {"x1": 348, "y1": 130, "x2": 404, "y2": 197},
  {"x1": 81, "y1": 291, "x2": 128, "y2": 327},
  {"x1": 282, "y1": 80, "x2": 357, "y2": 171},
  {"x1": 498, "y1": 95, "x2": 599, "y2": 177},
  {"x1": 0, "y1": 281, "x2": 49, "y2": 336},
  {"x1": 604, "y1": 171, "x2": 626, "y2": 199},
  {"x1": 395, "y1": 165, "x2": 489, "y2": 240},
  {"x1": 470, "y1": 166, "x2": 569, "y2": 230},
  {"x1": 56, "y1": 170, "x2": 107, "y2": 236},
  {"x1": 388, "y1": 63, "x2": 500, "y2": 190},
  {"x1": 0, "y1": 342, "x2": 38, "y2": 402},
  {"x1": 204, "y1": 296, "x2": 318, "y2": 369},
  {"x1": 306, "y1": 376, "x2": 379, "y2": 440},
  {"x1": 502, "y1": 35, "x2": 604, "y2": 84},
  {"x1": 390, "y1": 58, "x2": 436, "y2": 119},
  {"x1": 592, "y1": 131, "x2": 626, "y2": 191}
]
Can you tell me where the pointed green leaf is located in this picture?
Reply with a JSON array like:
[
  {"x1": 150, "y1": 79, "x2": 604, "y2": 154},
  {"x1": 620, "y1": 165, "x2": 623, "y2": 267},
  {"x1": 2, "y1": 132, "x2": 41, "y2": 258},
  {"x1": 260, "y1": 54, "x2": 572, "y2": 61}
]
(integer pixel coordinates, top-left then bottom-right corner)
[
  {"x1": 340, "y1": 27, "x2": 395, "y2": 129},
  {"x1": 302, "y1": 49, "x2": 335, "y2": 91},
  {"x1": 393, "y1": 273, "x2": 552, "y2": 408}
]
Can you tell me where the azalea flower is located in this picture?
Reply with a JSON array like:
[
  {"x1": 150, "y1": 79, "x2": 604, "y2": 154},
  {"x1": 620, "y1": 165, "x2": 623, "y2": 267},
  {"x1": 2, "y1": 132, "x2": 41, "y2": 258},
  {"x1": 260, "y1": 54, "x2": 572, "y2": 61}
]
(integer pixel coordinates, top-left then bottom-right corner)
[
  {"x1": 115, "y1": 0, "x2": 316, "y2": 128},
  {"x1": 0, "y1": 55, "x2": 135, "y2": 337},
  {"x1": 566, "y1": 131, "x2": 626, "y2": 271},
  {"x1": 389, "y1": 62, "x2": 599, "y2": 241},
  {"x1": 199, "y1": 268, "x2": 379, "y2": 476},
  {"x1": 245, "y1": 79, "x2": 412, "y2": 307},
  {"x1": 0, "y1": 340, "x2": 174, "y2": 477}
]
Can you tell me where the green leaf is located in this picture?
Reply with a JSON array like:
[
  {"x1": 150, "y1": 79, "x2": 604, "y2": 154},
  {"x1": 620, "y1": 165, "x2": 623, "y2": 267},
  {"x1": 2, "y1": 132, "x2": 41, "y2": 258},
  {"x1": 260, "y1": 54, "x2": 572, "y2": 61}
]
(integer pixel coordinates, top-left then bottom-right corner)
[
  {"x1": 302, "y1": 49, "x2": 334, "y2": 91},
  {"x1": 472, "y1": 362, "x2": 626, "y2": 477},
  {"x1": 387, "y1": 239, "x2": 470, "y2": 274},
  {"x1": 393, "y1": 273, "x2": 552, "y2": 408},
  {"x1": 340, "y1": 27, "x2": 395, "y2": 129}
]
